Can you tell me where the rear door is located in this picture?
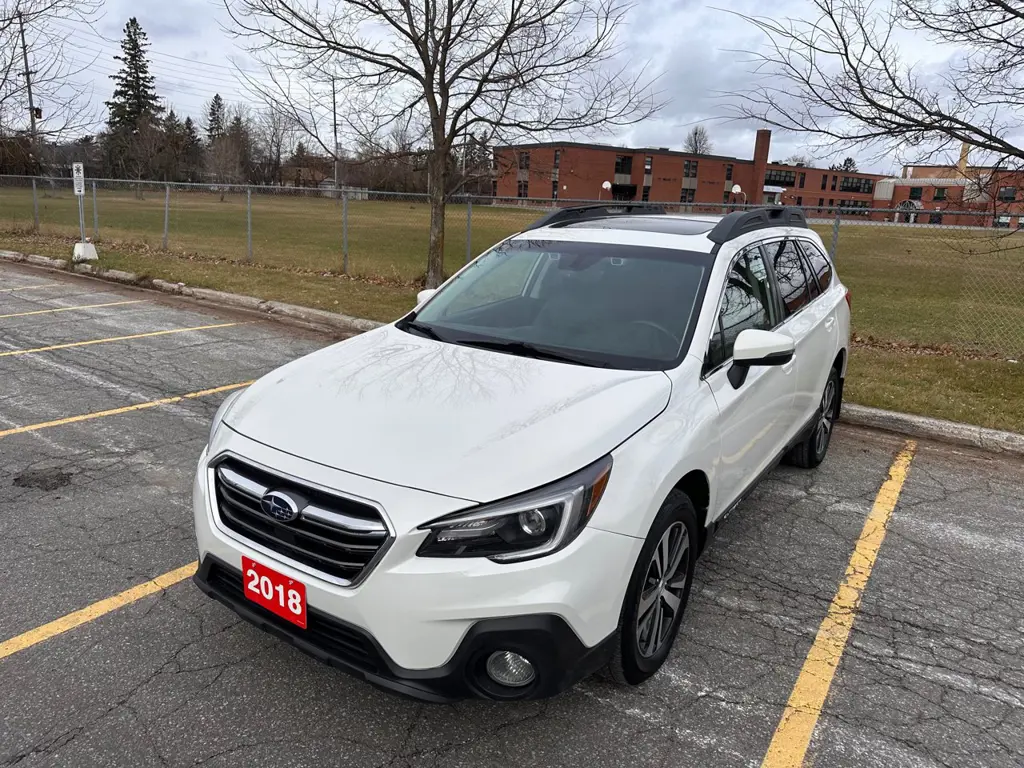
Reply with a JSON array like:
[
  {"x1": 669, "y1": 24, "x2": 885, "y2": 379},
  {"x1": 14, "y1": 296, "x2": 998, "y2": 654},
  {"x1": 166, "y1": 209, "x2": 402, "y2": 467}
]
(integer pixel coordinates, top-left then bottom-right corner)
[
  {"x1": 762, "y1": 238, "x2": 836, "y2": 438},
  {"x1": 703, "y1": 243, "x2": 795, "y2": 513}
]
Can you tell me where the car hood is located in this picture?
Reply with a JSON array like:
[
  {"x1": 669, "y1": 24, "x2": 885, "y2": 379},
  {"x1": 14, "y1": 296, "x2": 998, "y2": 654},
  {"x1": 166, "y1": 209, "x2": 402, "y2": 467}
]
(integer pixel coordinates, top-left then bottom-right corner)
[{"x1": 225, "y1": 326, "x2": 671, "y2": 502}]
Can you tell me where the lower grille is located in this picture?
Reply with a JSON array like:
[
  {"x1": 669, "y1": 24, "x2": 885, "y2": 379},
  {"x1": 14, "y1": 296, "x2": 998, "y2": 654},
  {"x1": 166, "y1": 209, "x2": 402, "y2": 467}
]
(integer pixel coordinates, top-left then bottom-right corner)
[
  {"x1": 212, "y1": 457, "x2": 390, "y2": 582},
  {"x1": 204, "y1": 560, "x2": 383, "y2": 674}
]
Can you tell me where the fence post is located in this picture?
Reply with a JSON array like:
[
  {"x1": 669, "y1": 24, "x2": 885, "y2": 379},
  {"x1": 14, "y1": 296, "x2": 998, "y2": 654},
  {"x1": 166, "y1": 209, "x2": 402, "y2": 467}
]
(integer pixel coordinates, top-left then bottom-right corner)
[
  {"x1": 246, "y1": 188, "x2": 253, "y2": 262},
  {"x1": 466, "y1": 197, "x2": 473, "y2": 264},
  {"x1": 91, "y1": 182, "x2": 98, "y2": 239},
  {"x1": 342, "y1": 189, "x2": 349, "y2": 275},
  {"x1": 31, "y1": 178, "x2": 39, "y2": 232},
  {"x1": 830, "y1": 209, "x2": 841, "y2": 260},
  {"x1": 162, "y1": 184, "x2": 170, "y2": 250}
]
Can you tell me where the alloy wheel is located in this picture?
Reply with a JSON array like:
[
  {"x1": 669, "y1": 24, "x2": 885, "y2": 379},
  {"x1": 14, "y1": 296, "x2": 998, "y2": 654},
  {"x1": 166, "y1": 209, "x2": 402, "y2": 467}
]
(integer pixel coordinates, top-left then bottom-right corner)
[
  {"x1": 636, "y1": 522, "x2": 690, "y2": 658},
  {"x1": 815, "y1": 378, "x2": 837, "y2": 456}
]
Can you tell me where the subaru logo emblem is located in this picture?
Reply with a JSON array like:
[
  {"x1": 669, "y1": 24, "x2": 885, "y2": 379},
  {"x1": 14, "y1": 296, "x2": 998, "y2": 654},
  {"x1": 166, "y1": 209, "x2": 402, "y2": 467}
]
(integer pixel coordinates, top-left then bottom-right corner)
[{"x1": 260, "y1": 490, "x2": 300, "y2": 523}]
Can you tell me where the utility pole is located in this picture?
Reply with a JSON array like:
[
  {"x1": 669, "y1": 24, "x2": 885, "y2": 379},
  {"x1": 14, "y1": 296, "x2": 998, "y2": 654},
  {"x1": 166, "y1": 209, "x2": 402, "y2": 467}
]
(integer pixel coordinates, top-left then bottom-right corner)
[
  {"x1": 17, "y1": 11, "x2": 40, "y2": 169},
  {"x1": 332, "y1": 78, "x2": 339, "y2": 195}
]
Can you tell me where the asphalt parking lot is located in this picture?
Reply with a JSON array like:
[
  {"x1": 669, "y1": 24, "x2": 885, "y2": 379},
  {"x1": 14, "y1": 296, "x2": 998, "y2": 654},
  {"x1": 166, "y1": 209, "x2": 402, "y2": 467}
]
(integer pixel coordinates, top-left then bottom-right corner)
[{"x1": 2, "y1": 261, "x2": 1023, "y2": 768}]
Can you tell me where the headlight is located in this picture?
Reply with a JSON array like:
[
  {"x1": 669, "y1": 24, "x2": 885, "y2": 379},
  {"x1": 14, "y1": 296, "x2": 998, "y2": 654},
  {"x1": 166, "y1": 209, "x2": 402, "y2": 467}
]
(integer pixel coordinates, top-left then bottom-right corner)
[
  {"x1": 417, "y1": 456, "x2": 612, "y2": 562},
  {"x1": 209, "y1": 389, "x2": 243, "y2": 444}
]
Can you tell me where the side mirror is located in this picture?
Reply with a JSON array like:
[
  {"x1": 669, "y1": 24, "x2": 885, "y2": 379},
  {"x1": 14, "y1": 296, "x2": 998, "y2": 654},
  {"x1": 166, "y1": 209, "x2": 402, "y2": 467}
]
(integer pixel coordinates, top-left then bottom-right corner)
[
  {"x1": 416, "y1": 288, "x2": 437, "y2": 306},
  {"x1": 729, "y1": 329, "x2": 795, "y2": 388}
]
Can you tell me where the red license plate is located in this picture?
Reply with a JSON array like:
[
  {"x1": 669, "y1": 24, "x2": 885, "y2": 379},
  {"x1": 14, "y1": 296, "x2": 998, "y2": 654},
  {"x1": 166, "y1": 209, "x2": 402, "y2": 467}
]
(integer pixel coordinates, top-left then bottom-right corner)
[{"x1": 242, "y1": 556, "x2": 307, "y2": 629}]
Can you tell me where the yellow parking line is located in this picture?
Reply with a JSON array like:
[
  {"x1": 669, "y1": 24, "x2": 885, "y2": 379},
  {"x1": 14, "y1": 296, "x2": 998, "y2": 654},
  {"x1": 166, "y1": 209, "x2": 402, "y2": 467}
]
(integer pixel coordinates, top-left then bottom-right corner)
[
  {"x1": 0, "y1": 381, "x2": 253, "y2": 439},
  {"x1": 0, "y1": 562, "x2": 198, "y2": 661},
  {"x1": 0, "y1": 300, "x2": 144, "y2": 319},
  {"x1": 0, "y1": 321, "x2": 241, "y2": 358},
  {"x1": 0, "y1": 283, "x2": 57, "y2": 293},
  {"x1": 761, "y1": 440, "x2": 917, "y2": 768}
]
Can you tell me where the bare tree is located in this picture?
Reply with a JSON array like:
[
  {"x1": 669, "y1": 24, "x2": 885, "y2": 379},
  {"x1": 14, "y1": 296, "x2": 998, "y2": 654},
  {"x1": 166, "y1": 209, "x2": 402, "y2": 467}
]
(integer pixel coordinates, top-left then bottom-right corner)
[
  {"x1": 784, "y1": 153, "x2": 811, "y2": 166},
  {"x1": 224, "y1": 0, "x2": 660, "y2": 287},
  {"x1": 252, "y1": 105, "x2": 293, "y2": 184},
  {"x1": 0, "y1": 0, "x2": 100, "y2": 169},
  {"x1": 729, "y1": 0, "x2": 1024, "y2": 168},
  {"x1": 683, "y1": 124, "x2": 713, "y2": 155}
]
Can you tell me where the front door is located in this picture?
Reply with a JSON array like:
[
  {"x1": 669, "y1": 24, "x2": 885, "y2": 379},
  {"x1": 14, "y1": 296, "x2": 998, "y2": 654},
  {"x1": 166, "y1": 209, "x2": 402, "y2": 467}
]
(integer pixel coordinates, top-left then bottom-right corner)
[{"x1": 703, "y1": 244, "x2": 795, "y2": 513}]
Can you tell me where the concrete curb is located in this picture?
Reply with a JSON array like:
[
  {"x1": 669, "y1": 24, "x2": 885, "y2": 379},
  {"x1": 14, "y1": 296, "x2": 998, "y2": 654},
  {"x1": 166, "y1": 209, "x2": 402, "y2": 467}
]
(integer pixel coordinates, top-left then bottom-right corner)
[
  {"x1": 841, "y1": 404, "x2": 1024, "y2": 457},
  {"x1": 3, "y1": 247, "x2": 1022, "y2": 456},
  {"x1": 0, "y1": 248, "x2": 385, "y2": 337}
]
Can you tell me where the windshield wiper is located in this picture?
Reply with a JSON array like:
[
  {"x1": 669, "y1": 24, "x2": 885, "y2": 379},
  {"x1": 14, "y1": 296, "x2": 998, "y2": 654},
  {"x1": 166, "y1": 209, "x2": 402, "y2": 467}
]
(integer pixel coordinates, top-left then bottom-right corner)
[
  {"x1": 452, "y1": 338, "x2": 606, "y2": 367},
  {"x1": 398, "y1": 318, "x2": 447, "y2": 342}
]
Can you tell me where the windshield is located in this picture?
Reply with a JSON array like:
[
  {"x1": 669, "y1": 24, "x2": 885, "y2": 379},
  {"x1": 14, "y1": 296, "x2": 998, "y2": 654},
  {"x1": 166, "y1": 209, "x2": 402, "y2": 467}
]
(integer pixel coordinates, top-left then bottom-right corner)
[{"x1": 403, "y1": 239, "x2": 713, "y2": 370}]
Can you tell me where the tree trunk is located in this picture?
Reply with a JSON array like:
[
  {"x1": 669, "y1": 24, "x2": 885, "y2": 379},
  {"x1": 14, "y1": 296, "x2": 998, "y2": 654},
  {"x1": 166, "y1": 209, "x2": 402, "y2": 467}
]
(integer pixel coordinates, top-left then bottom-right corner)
[{"x1": 425, "y1": 151, "x2": 447, "y2": 288}]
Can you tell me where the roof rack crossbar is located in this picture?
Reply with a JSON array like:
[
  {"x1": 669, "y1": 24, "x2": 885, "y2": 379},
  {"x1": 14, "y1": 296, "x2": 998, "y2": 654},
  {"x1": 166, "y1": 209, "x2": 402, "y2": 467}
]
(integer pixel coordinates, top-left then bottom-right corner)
[
  {"x1": 522, "y1": 203, "x2": 666, "y2": 232},
  {"x1": 707, "y1": 206, "x2": 808, "y2": 244}
]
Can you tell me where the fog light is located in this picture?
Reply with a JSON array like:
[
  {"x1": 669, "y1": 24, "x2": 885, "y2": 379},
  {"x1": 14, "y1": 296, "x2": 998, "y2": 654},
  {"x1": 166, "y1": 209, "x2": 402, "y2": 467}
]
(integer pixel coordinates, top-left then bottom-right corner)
[{"x1": 485, "y1": 651, "x2": 536, "y2": 687}]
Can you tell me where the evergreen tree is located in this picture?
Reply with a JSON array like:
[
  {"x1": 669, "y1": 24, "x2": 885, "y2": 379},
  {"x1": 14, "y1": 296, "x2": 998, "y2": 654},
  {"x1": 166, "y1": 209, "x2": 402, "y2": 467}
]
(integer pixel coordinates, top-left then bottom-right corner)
[
  {"x1": 105, "y1": 17, "x2": 164, "y2": 131},
  {"x1": 159, "y1": 109, "x2": 184, "y2": 181},
  {"x1": 206, "y1": 95, "x2": 226, "y2": 142},
  {"x1": 182, "y1": 117, "x2": 204, "y2": 181}
]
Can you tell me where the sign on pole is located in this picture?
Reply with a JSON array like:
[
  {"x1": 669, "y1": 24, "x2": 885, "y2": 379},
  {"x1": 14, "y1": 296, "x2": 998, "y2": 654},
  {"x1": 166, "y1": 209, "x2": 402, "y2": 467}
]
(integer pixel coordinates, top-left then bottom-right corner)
[
  {"x1": 71, "y1": 161, "x2": 97, "y2": 262},
  {"x1": 72, "y1": 162, "x2": 85, "y2": 196}
]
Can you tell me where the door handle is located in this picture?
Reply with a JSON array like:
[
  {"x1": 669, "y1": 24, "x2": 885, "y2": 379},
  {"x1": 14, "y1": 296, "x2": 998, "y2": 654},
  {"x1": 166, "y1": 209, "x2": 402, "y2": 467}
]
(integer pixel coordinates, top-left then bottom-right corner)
[{"x1": 824, "y1": 317, "x2": 836, "y2": 331}]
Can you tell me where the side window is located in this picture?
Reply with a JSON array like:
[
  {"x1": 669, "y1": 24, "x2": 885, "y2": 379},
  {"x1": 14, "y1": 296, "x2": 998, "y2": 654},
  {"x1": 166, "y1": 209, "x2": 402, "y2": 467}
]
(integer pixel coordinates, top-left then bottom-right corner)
[
  {"x1": 766, "y1": 240, "x2": 812, "y2": 318},
  {"x1": 797, "y1": 240, "x2": 834, "y2": 295},
  {"x1": 707, "y1": 246, "x2": 777, "y2": 369}
]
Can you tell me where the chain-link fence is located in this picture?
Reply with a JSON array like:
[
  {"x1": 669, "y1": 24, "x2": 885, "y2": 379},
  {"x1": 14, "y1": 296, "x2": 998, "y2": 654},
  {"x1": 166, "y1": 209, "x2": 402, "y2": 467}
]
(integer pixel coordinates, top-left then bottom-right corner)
[{"x1": 1, "y1": 174, "x2": 1021, "y2": 359}]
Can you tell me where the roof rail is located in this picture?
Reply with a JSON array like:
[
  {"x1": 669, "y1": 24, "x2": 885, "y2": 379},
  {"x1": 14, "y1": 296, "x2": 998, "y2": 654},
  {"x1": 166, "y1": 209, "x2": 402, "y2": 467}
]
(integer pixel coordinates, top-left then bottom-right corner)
[
  {"x1": 707, "y1": 206, "x2": 808, "y2": 245},
  {"x1": 522, "y1": 203, "x2": 666, "y2": 232}
]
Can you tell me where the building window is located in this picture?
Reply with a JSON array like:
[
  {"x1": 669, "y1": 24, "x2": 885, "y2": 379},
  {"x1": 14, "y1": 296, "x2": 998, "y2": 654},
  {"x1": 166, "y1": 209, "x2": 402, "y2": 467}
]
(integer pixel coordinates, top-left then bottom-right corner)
[
  {"x1": 837, "y1": 199, "x2": 870, "y2": 215},
  {"x1": 551, "y1": 180, "x2": 559, "y2": 200},
  {"x1": 928, "y1": 213, "x2": 943, "y2": 225},
  {"x1": 831, "y1": 175, "x2": 837, "y2": 191},
  {"x1": 796, "y1": 196, "x2": 802, "y2": 206},
  {"x1": 644, "y1": 156, "x2": 653, "y2": 173},
  {"x1": 491, "y1": 180, "x2": 498, "y2": 197},
  {"x1": 680, "y1": 188, "x2": 695, "y2": 203},
  {"x1": 723, "y1": 191, "x2": 731, "y2": 203},
  {"x1": 798, "y1": 172, "x2": 806, "y2": 189},
  {"x1": 614, "y1": 155, "x2": 633, "y2": 175},
  {"x1": 909, "y1": 187, "x2": 923, "y2": 200},
  {"x1": 998, "y1": 186, "x2": 1017, "y2": 201},
  {"x1": 821, "y1": 175, "x2": 828, "y2": 190},
  {"x1": 994, "y1": 214, "x2": 1011, "y2": 228},
  {"x1": 828, "y1": 198, "x2": 834, "y2": 209},
  {"x1": 725, "y1": 164, "x2": 733, "y2": 181},
  {"x1": 933, "y1": 187, "x2": 947, "y2": 201},
  {"x1": 683, "y1": 160, "x2": 699, "y2": 178},
  {"x1": 839, "y1": 176, "x2": 874, "y2": 194},
  {"x1": 517, "y1": 180, "x2": 529, "y2": 198},
  {"x1": 518, "y1": 152, "x2": 530, "y2": 170},
  {"x1": 642, "y1": 185, "x2": 651, "y2": 202},
  {"x1": 764, "y1": 169, "x2": 797, "y2": 186},
  {"x1": 818, "y1": 197, "x2": 825, "y2": 208}
]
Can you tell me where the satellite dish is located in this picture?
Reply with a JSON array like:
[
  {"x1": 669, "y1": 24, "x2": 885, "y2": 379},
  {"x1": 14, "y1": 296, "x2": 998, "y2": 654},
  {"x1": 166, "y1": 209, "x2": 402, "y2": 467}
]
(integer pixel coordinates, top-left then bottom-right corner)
[
  {"x1": 602, "y1": 181, "x2": 612, "y2": 191},
  {"x1": 731, "y1": 184, "x2": 742, "y2": 194}
]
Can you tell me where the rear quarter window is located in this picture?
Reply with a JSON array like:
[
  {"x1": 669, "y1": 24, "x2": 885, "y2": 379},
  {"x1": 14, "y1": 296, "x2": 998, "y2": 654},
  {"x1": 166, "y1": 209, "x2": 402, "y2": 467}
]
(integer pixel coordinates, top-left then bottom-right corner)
[{"x1": 798, "y1": 240, "x2": 834, "y2": 295}]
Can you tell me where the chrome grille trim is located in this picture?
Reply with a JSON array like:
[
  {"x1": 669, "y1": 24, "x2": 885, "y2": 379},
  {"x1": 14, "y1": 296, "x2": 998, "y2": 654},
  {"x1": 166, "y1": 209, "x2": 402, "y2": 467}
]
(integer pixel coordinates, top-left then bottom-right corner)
[{"x1": 207, "y1": 451, "x2": 394, "y2": 587}]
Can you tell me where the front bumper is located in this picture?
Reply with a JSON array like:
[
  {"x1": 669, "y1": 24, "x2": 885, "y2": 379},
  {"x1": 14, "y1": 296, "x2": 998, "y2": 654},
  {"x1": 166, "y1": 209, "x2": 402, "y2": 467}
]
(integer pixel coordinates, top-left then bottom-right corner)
[
  {"x1": 194, "y1": 555, "x2": 615, "y2": 702},
  {"x1": 193, "y1": 431, "x2": 641, "y2": 701}
]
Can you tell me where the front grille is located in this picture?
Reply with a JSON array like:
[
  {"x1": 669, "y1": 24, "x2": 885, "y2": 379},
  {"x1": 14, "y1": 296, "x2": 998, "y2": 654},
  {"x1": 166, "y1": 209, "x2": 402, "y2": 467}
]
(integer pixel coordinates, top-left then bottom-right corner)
[
  {"x1": 212, "y1": 457, "x2": 390, "y2": 582},
  {"x1": 205, "y1": 560, "x2": 383, "y2": 674}
]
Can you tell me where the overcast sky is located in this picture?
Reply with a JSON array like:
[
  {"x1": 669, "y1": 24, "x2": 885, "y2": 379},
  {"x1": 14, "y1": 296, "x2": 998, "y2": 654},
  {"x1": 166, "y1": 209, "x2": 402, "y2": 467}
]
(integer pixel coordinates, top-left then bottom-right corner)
[{"x1": 51, "y1": 0, "x2": 941, "y2": 175}]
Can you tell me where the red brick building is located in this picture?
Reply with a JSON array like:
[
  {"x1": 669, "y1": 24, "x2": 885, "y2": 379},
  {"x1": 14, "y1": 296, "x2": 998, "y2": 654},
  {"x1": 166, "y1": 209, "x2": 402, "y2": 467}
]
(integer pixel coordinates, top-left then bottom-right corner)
[
  {"x1": 871, "y1": 164, "x2": 1024, "y2": 227},
  {"x1": 493, "y1": 130, "x2": 881, "y2": 210}
]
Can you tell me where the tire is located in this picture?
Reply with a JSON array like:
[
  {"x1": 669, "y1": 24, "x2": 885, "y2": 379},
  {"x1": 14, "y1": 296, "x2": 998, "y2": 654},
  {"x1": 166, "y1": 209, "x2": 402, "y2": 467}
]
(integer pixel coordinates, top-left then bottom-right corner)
[
  {"x1": 786, "y1": 367, "x2": 841, "y2": 469},
  {"x1": 605, "y1": 489, "x2": 699, "y2": 686}
]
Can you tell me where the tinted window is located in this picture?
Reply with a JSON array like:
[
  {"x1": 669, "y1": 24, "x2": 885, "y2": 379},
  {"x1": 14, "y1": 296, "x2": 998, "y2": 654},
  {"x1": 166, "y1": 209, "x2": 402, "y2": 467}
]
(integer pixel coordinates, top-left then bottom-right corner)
[
  {"x1": 766, "y1": 240, "x2": 812, "y2": 317},
  {"x1": 707, "y1": 247, "x2": 776, "y2": 369},
  {"x1": 798, "y1": 240, "x2": 833, "y2": 295},
  {"x1": 412, "y1": 240, "x2": 712, "y2": 370}
]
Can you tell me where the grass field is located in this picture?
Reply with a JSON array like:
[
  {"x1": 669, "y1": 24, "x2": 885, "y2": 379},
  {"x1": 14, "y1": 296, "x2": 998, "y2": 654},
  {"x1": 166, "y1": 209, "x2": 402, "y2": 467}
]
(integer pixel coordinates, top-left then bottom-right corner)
[{"x1": 1, "y1": 184, "x2": 1022, "y2": 431}]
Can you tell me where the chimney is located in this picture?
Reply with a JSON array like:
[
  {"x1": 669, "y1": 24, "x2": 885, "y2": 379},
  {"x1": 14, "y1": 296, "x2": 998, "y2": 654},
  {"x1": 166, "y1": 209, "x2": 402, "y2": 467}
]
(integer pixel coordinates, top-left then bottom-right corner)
[
  {"x1": 752, "y1": 129, "x2": 771, "y2": 205},
  {"x1": 957, "y1": 142, "x2": 970, "y2": 175}
]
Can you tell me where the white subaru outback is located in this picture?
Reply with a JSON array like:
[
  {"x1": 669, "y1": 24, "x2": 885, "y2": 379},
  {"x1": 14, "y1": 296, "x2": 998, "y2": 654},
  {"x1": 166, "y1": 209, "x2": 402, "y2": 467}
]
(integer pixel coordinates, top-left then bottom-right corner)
[{"x1": 193, "y1": 204, "x2": 851, "y2": 702}]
